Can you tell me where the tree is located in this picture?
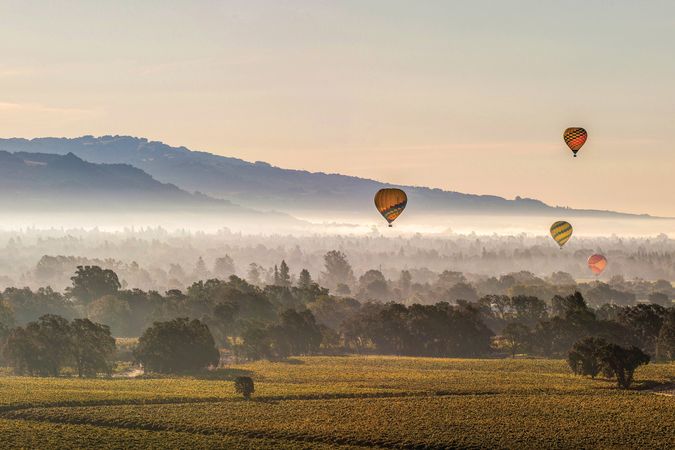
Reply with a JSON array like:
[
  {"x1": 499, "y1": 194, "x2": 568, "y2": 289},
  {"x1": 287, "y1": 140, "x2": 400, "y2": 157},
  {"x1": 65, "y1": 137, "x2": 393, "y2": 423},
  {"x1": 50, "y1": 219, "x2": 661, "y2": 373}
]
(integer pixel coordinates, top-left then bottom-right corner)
[
  {"x1": 68, "y1": 266, "x2": 121, "y2": 305},
  {"x1": 2, "y1": 287, "x2": 76, "y2": 324},
  {"x1": 397, "y1": 270, "x2": 412, "y2": 300},
  {"x1": 321, "y1": 251, "x2": 355, "y2": 292},
  {"x1": 656, "y1": 309, "x2": 675, "y2": 360},
  {"x1": 357, "y1": 270, "x2": 389, "y2": 301},
  {"x1": 445, "y1": 282, "x2": 478, "y2": 303},
  {"x1": 3, "y1": 314, "x2": 72, "y2": 376},
  {"x1": 0, "y1": 299, "x2": 14, "y2": 340},
  {"x1": 87, "y1": 295, "x2": 132, "y2": 336},
  {"x1": 247, "y1": 263, "x2": 263, "y2": 286},
  {"x1": 297, "y1": 269, "x2": 313, "y2": 289},
  {"x1": 213, "y1": 255, "x2": 236, "y2": 280},
  {"x1": 70, "y1": 318, "x2": 116, "y2": 378},
  {"x1": 238, "y1": 325, "x2": 272, "y2": 361},
  {"x1": 599, "y1": 344, "x2": 650, "y2": 389},
  {"x1": 234, "y1": 376, "x2": 254, "y2": 399},
  {"x1": 275, "y1": 260, "x2": 291, "y2": 287},
  {"x1": 134, "y1": 318, "x2": 220, "y2": 373},
  {"x1": 617, "y1": 304, "x2": 667, "y2": 355},
  {"x1": 567, "y1": 337, "x2": 607, "y2": 378},
  {"x1": 193, "y1": 257, "x2": 210, "y2": 281},
  {"x1": 502, "y1": 323, "x2": 531, "y2": 357},
  {"x1": 272, "y1": 309, "x2": 322, "y2": 357},
  {"x1": 648, "y1": 292, "x2": 670, "y2": 307}
]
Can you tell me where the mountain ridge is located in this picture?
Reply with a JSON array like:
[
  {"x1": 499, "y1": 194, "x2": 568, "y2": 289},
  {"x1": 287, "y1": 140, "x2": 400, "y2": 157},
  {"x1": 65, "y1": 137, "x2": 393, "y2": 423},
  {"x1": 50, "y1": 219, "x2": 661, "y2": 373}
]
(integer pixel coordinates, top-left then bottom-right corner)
[
  {"x1": 0, "y1": 136, "x2": 657, "y2": 219},
  {"x1": 0, "y1": 150, "x2": 300, "y2": 229}
]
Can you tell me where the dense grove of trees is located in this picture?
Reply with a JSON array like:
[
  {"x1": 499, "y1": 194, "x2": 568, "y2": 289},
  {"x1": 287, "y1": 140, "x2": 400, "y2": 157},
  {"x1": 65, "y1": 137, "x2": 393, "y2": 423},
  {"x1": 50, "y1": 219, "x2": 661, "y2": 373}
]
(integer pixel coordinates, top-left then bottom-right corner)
[
  {"x1": 2, "y1": 315, "x2": 115, "y2": 377},
  {"x1": 0, "y1": 246, "x2": 673, "y2": 378}
]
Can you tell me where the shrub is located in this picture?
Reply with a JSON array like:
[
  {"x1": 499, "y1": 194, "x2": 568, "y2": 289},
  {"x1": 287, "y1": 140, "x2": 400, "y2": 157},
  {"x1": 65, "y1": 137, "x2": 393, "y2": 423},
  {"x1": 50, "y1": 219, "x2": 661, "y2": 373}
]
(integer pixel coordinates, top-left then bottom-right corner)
[{"x1": 234, "y1": 376, "x2": 254, "y2": 399}]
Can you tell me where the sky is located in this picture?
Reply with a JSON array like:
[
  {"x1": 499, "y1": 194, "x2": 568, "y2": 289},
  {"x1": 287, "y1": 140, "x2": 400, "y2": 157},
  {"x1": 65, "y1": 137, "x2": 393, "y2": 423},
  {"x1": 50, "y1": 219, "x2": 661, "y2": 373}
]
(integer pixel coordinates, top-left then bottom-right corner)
[{"x1": 0, "y1": 0, "x2": 674, "y2": 216}]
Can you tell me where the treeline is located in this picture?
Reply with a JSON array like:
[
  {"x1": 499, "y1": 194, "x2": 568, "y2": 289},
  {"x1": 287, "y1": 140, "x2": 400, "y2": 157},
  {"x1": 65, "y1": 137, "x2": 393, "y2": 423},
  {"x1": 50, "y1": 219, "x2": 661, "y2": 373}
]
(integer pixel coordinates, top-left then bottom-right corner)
[
  {"x1": 1, "y1": 259, "x2": 673, "y2": 376},
  {"x1": 2, "y1": 229, "x2": 674, "y2": 293}
]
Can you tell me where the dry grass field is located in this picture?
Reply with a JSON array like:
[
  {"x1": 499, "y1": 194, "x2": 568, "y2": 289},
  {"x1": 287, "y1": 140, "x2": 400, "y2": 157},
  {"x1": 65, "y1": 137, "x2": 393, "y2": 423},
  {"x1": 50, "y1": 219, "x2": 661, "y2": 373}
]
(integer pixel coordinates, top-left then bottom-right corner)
[{"x1": 0, "y1": 357, "x2": 673, "y2": 449}]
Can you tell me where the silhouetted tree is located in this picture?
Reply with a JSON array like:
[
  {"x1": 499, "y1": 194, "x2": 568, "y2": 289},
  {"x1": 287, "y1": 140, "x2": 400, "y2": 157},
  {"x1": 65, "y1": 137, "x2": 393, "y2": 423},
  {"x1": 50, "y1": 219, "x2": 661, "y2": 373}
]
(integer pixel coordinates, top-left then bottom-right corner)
[
  {"x1": 617, "y1": 304, "x2": 667, "y2": 355},
  {"x1": 297, "y1": 269, "x2": 313, "y2": 289},
  {"x1": 502, "y1": 323, "x2": 531, "y2": 357},
  {"x1": 234, "y1": 376, "x2": 254, "y2": 399},
  {"x1": 87, "y1": 295, "x2": 132, "y2": 336},
  {"x1": 321, "y1": 251, "x2": 355, "y2": 292},
  {"x1": 70, "y1": 318, "x2": 116, "y2": 377},
  {"x1": 358, "y1": 270, "x2": 389, "y2": 301},
  {"x1": 275, "y1": 260, "x2": 291, "y2": 287},
  {"x1": 599, "y1": 344, "x2": 650, "y2": 389},
  {"x1": 656, "y1": 309, "x2": 675, "y2": 360},
  {"x1": 134, "y1": 318, "x2": 219, "y2": 373},
  {"x1": 68, "y1": 266, "x2": 121, "y2": 305},
  {"x1": 213, "y1": 255, "x2": 236, "y2": 280},
  {"x1": 568, "y1": 337, "x2": 607, "y2": 378}
]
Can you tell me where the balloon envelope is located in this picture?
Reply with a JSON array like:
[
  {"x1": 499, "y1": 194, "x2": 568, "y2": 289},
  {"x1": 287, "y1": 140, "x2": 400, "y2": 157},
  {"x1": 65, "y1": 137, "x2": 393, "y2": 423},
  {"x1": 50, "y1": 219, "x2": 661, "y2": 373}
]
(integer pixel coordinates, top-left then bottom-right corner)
[
  {"x1": 563, "y1": 127, "x2": 587, "y2": 156},
  {"x1": 550, "y1": 221, "x2": 573, "y2": 248},
  {"x1": 587, "y1": 254, "x2": 607, "y2": 275},
  {"x1": 374, "y1": 188, "x2": 407, "y2": 226}
]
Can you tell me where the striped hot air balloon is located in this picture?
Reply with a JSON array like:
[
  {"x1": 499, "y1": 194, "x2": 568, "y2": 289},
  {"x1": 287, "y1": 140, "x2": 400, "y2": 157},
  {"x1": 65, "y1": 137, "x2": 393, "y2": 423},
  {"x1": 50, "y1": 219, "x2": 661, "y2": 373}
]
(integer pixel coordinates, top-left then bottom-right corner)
[
  {"x1": 563, "y1": 127, "x2": 587, "y2": 157},
  {"x1": 374, "y1": 188, "x2": 407, "y2": 227},
  {"x1": 550, "y1": 221, "x2": 573, "y2": 248},
  {"x1": 587, "y1": 254, "x2": 607, "y2": 275}
]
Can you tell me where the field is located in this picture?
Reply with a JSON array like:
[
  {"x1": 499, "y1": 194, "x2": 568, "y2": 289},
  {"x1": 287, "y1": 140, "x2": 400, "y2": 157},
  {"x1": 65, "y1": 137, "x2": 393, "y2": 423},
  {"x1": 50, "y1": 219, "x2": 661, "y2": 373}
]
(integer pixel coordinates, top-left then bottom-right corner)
[{"x1": 0, "y1": 357, "x2": 673, "y2": 449}]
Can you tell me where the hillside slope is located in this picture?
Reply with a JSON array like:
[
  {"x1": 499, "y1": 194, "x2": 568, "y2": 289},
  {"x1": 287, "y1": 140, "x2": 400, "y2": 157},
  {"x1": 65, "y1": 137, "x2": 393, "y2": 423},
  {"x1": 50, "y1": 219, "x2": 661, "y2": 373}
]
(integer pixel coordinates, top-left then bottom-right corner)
[{"x1": 0, "y1": 136, "x2": 650, "y2": 218}]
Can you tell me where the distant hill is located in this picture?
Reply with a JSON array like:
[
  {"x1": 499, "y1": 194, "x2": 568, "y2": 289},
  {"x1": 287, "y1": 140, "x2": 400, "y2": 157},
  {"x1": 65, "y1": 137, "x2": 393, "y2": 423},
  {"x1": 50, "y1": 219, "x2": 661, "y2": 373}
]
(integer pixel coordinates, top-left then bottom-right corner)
[
  {"x1": 0, "y1": 150, "x2": 296, "y2": 226},
  {"x1": 0, "y1": 136, "x2": 652, "y2": 218}
]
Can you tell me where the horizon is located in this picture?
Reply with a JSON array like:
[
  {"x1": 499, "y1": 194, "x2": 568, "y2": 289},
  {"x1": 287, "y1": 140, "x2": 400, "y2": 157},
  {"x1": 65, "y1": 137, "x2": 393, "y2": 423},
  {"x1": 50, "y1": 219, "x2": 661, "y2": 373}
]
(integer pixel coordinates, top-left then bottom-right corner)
[{"x1": 1, "y1": 1, "x2": 674, "y2": 217}]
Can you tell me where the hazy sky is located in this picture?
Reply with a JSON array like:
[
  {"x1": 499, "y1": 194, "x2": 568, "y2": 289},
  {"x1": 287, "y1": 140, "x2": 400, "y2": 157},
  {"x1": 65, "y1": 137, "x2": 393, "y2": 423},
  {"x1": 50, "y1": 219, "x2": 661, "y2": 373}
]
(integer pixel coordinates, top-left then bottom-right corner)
[{"x1": 1, "y1": 1, "x2": 674, "y2": 216}]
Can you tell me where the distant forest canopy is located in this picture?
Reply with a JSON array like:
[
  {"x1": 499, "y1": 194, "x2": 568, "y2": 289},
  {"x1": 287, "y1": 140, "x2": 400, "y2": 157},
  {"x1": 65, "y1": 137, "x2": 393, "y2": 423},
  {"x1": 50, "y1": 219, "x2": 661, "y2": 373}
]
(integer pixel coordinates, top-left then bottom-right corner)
[{"x1": 0, "y1": 228, "x2": 672, "y2": 295}]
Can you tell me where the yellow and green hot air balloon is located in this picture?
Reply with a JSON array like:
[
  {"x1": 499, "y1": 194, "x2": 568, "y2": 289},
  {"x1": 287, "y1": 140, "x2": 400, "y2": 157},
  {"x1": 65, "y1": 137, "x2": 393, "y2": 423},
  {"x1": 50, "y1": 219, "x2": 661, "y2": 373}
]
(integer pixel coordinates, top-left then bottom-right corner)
[
  {"x1": 563, "y1": 127, "x2": 587, "y2": 157},
  {"x1": 374, "y1": 188, "x2": 407, "y2": 227},
  {"x1": 550, "y1": 220, "x2": 573, "y2": 248}
]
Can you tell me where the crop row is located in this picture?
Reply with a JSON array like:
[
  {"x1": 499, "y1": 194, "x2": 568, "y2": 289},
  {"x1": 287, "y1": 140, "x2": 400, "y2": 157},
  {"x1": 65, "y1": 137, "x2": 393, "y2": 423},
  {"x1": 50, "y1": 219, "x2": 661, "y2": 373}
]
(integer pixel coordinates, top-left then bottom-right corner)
[{"x1": 6, "y1": 393, "x2": 674, "y2": 449}]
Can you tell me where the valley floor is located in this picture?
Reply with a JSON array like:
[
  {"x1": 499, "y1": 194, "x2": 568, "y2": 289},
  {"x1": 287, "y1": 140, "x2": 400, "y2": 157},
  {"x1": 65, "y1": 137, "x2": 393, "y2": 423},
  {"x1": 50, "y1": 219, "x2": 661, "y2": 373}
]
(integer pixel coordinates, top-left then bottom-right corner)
[{"x1": 0, "y1": 357, "x2": 673, "y2": 449}]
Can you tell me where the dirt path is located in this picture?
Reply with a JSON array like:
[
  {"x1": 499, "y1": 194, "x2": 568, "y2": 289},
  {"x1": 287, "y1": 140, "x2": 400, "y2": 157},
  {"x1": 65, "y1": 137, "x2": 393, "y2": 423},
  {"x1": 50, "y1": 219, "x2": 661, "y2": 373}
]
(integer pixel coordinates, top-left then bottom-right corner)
[{"x1": 112, "y1": 367, "x2": 144, "y2": 378}]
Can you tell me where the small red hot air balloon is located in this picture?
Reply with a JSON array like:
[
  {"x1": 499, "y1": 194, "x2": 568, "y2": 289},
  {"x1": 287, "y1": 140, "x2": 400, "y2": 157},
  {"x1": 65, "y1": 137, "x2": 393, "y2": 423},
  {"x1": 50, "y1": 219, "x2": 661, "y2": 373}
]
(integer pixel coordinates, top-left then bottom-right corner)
[{"x1": 587, "y1": 254, "x2": 607, "y2": 275}]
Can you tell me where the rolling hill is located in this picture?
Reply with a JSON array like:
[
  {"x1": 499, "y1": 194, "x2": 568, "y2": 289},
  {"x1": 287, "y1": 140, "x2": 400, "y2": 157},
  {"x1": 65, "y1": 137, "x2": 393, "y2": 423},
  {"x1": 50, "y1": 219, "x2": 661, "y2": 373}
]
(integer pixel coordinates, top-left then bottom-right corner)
[
  {"x1": 0, "y1": 136, "x2": 652, "y2": 218},
  {"x1": 0, "y1": 150, "x2": 296, "y2": 227}
]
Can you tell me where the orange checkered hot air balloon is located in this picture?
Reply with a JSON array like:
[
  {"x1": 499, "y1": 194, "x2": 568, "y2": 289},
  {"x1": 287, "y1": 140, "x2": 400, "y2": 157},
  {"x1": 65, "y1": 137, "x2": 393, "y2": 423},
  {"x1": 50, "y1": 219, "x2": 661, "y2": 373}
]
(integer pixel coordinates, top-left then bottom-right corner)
[
  {"x1": 587, "y1": 254, "x2": 607, "y2": 276},
  {"x1": 563, "y1": 127, "x2": 587, "y2": 157},
  {"x1": 374, "y1": 188, "x2": 407, "y2": 227}
]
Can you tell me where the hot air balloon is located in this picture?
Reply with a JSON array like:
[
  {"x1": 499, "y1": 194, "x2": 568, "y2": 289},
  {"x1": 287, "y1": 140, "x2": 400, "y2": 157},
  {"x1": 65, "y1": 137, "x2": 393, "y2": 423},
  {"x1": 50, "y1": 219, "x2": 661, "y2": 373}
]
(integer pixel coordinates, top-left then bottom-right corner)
[
  {"x1": 374, "y1": 188, "x2": 407, "y2": 227},
  {"x1": 587, "y1": 254, "x2": 607, "y2": 275},
  {"x1": 563, "y1": 127, "x2": 587, "y2": 157},
  {"x1": 550, "y1": 221, "x2": 573, "y2": 248}
]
